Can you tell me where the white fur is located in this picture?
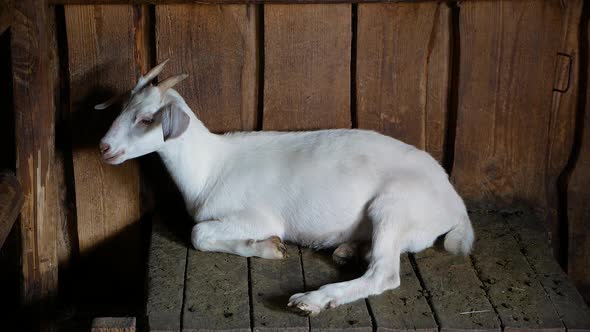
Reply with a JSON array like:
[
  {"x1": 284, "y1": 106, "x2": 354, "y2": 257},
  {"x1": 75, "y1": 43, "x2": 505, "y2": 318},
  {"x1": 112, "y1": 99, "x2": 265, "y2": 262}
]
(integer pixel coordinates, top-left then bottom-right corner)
[{"x1": 100, "y1": 77, "x2": 475, "y2": 315}]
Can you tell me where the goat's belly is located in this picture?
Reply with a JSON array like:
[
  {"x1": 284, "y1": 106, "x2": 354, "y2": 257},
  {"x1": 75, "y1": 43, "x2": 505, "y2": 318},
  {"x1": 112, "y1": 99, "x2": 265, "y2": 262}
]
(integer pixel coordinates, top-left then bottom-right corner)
[{"x1": 284, "y1": 210, "x2": 372, "y2": 249}]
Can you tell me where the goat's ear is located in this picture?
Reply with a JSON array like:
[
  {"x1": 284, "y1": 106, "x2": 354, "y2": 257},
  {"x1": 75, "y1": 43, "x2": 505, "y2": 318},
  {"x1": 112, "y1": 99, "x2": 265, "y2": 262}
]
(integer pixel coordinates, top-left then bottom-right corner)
[
  {"x1": 157, "y1": 74, "x2": 188, "y2": 95},
  {"x1": 157, "y1": 103, "x2": 189, "y2": 141}
]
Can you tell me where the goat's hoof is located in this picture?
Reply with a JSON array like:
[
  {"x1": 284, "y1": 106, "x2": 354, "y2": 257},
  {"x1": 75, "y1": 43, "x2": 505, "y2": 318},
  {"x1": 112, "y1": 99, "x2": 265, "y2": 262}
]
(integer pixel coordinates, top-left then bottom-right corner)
[
  {"x1": 270, "y1": 236, "x2": 288, "y2": 259},
  {"x1": 256, "y1": 236, "x2": 287, "y2": 259},
  {"x1": 332, "y1": 243, "x2": 358, "y2": 265},
  {"x1": 287, "y1": 292, "x2": 326, "y2": 316}
]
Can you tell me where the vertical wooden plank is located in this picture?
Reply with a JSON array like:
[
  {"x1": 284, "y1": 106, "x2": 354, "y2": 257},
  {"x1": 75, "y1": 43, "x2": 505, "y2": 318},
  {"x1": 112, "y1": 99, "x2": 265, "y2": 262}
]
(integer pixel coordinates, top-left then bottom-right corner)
[
  {"x1": 471, "y1": 213, "x2": 564, "y2": 332},
  {"x1": 251, "y1": 245, "x2": 309, "y2": 332},
  {"x1": 568, "y1": 0, "x2": 590, "y2": 304},
  {"x1": 300, "y1": 249, "x2": 372, "y2": 331},
  {"x1": 182, "y1": 251, "x2": 250, "y2": 332},
  {"x1": 546, "y1": 0, "x2": 583, "y2": 260},
  {"x1": 368, "y1": 255, "x2": 438, "y2": 332},
  {"x1": 452, "y1": 0, "x2": 563, "y2": 209},
  {"x1": 413, "y1": 248, "x2": 500, "y2": 332},
  {"x1": 263, "y1": 4, "x2": 351, "y2": 131},
  {"x1": 65, "y1": 4, "x2": 141, "y2": 256},
  {"x1": 156, "y1": 4, "x2": 258, "y2": 133},
  {"x1": 64, "y1": 4, "x2": 143, "y2": 311},
  {"x1": 356, "y1": 2, "x2": 450, "y2": 162},
  {"x1": 12, "y1": 0, "x2": 59, "y2": 324},
  {"x1": 505, "y1": 213, "x2": 590, "y2": 332}
]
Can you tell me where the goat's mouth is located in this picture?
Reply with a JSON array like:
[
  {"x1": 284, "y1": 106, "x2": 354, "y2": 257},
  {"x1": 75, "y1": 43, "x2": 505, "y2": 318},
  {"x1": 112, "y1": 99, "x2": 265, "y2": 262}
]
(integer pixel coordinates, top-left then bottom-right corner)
[{"x1": 102, "y1": 150, "x2": 125, "y2": 164}]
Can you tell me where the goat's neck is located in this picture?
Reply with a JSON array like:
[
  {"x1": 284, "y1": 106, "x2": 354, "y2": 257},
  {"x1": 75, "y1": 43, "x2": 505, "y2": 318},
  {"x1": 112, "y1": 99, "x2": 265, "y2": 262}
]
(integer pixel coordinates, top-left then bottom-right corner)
[{"x1": 157, "y1": 112, "x2": 224, "y2": 204}]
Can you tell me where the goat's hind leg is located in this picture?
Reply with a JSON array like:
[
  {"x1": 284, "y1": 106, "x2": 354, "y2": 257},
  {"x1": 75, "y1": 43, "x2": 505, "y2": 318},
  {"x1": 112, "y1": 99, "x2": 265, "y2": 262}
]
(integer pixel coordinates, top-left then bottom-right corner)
[
  {"x1": 289, "y1": 194, "x2": 403, "y2": 315},
  {"x1": 192, "y1": 211, "x2": 286, "y2": 259}
]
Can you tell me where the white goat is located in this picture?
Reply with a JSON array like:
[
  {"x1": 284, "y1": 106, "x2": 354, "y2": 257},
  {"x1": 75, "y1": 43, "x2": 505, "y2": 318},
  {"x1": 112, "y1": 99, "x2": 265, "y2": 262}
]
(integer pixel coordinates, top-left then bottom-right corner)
[{"x1": 98, "y1": 60, "x2": 474, "y2": 316}]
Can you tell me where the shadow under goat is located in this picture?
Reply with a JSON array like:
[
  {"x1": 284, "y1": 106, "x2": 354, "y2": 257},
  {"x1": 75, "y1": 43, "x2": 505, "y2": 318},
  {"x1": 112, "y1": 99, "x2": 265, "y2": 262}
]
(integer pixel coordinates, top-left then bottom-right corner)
[{"x1": 96, "y1": 59, "x2": 474, "y2": 316}]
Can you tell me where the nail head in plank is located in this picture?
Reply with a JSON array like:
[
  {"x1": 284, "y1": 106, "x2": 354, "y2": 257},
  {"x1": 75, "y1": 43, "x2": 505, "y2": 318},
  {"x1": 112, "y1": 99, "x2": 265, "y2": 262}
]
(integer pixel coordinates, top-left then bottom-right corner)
[
  {"x1": 147, "y1": 217, "x2": 188, "y2": 332},
  {"x1": 91, "y1": 317, "x2": 136, "y2": 332},
  {"x1": 504, "y1": 213, "x2": 590, "y2": 332},
  {"x1": 471, "y1": 213, "x2": 564, "y2": 332},
  {"x1": 183, "y1": 250, "x2": 250, "y2": 332},
  {"x1": 251, "y1": 245, "x2": 309, "y2": 332},
  {"x1": 300, "y1": 248, "x2": 372, "y2": 332},
  {"x1": 368, "y1": 254, "x2": 438, "y2": 332},
  {"x1": 413, "y1": 248, "x2": 500, "y2": 332}
]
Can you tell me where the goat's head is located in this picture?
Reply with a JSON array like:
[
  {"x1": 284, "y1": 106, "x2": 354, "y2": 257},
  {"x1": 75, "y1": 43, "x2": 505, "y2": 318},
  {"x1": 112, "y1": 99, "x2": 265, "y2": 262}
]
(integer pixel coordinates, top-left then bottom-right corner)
[{"x1": 97, "y1": 60, "x2": 190, "y2": 165}]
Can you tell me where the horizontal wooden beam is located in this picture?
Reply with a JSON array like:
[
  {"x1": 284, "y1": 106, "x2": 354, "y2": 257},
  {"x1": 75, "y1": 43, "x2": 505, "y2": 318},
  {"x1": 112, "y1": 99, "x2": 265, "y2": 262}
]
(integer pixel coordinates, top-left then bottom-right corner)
[{"x1": 49, "y1": 0, "x2": 426, "y2": 4}]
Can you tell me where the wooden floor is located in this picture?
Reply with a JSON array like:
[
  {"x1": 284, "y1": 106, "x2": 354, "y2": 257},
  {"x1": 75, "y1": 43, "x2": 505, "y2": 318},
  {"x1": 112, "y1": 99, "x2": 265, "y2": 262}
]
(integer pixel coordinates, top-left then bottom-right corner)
[{"x1": 146, "y1": 212, "x2": 590, "y2": 332}]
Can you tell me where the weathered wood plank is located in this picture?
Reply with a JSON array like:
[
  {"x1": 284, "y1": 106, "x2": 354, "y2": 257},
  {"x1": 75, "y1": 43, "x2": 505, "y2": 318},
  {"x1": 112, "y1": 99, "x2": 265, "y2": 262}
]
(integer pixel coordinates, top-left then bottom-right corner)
[
  {"x1": 452, "y1": 0, "x2": 563, "y2": 209},
  {"x1": 414, "y1": 248, "x2": 500, "y2": 332},
  {"x1": 470, "y1": 213, "x2": 564, "y2": 332},
  {"x1": 0, "y1": 171, "x2": 23, "y2": 249},
  {"x1": 156, "y1": 4, "x2": 258, "y2": 133},
  {"x1": 12, "y1": 0, "x2": 59, "y2": 324},
  {"x1": 356, "y1": 1, "x2": 450, "y2": 162},
  {"x1": 146, "y1": 217, "x2": 187, "y2": 332},
  {"x1": 568, "y1": 1, "x2": 590, "y2": 303},
  {"x1": 65, "y1": 4, "x2": 142, "y2": 256},
  {"x1": 263, "y1": 4, "x2": 351, "y2": 130},
  {"x1": 183, "y1": 250, "x2": 250, "y2": 332},
  {"x1": 368, "y1": 254, "x2": 437, "y2": 332},
  {"x1": 92, "y1": 317, "x2": 136, "y2": 332},
  {"x1": 300, "y1": 248, "x2": 372, "y2": 331},
  {"x1": 0, "y1": 0, "x2": 10, "y2": 35},
  {"x1": 546, "y1": 0, "x2": 583, "y2": 261},
  {"x1": 504, "y1": 213, "x2": 590, "y2": 332},
  {"x1": 52, "y1": 0, "x2": 433, "y2": 4},
  {"x1": 251, "y1": 245, "x2": 309, "y2": 332}
]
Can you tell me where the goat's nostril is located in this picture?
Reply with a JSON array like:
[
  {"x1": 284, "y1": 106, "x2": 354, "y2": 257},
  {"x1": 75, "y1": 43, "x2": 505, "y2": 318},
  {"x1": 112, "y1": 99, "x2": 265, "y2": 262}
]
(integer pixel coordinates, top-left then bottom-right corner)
[{"x1": 99, "y1": 143, "x2": 111, "y2": 154}]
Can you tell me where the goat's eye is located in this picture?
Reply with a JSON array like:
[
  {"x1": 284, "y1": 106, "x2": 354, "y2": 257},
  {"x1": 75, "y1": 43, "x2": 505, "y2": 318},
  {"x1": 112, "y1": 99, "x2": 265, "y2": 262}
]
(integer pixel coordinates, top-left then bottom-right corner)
[{"x1": 140, "y1": 118, "x2": 154, "y2": 126}]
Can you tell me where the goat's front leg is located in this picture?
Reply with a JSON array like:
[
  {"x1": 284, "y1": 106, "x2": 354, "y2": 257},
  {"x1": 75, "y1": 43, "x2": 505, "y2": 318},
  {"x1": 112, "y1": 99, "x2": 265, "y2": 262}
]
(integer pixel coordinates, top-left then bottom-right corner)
[{"x1": 191, "y1": 212, "x2": 286, "y2": 259}]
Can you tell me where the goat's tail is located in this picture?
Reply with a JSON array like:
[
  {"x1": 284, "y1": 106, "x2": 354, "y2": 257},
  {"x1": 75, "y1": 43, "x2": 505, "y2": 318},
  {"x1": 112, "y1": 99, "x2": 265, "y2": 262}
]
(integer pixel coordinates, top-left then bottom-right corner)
[{"x1": 444, "y1": 214, "x2": 475, "y2": 255}]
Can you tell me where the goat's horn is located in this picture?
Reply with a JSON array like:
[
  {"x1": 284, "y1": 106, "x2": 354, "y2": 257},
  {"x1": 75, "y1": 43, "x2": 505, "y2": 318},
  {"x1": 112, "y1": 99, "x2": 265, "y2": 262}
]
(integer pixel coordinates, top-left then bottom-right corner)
[
  {"x1": 94, "y1": 93, "x2": 123, "y2": 110},
  {"x1": 143, "y1": 59, "x2": 170, "y2": 84},
  {"x1": 157, "y1": 74, "x2": 188, "y2": 94}
]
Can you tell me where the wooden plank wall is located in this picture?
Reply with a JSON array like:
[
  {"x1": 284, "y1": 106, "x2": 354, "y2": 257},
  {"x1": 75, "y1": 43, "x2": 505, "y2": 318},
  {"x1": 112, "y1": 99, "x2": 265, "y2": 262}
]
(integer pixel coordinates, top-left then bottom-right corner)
[{"x1": 30, "y1": 0, "x2": 587, "y2": 317}]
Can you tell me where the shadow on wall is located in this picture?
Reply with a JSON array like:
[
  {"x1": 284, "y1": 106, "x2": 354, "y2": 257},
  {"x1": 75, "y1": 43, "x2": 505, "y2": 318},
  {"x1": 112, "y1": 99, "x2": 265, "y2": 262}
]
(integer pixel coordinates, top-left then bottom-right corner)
[{"x1": 49, "y1": 73, "x2": 194, "y2": 330}]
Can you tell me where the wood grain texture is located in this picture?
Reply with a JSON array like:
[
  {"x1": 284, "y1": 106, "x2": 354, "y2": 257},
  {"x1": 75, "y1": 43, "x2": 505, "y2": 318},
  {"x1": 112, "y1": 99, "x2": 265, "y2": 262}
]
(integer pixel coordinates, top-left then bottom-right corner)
[
  {"x1": 300, "y1": 249, "x2": 372, "y2": 331},
  {"x1": 452, "y1": 0, "x2": 563, "y2": 210},
  {"x1": 92, "y1": 317, "x2": 136, "y2": 332},
  {"x1": 183, "y1": 250, "x2": 250, "y2": 332},
  {"x1": 0, "y1": 0, "x2": 10, "y2": 35},
  {"x1": 156, "y1": 4, "x2": 258, "y2": 133},
  {"x1": 545, "y1": 0, "x2": 583, "y2": 260},
  {"x1": 250, "y1": 245, "x2": 309, "y2": 332},
  {"x1": 0, "y1": 171, "x2": 23, "y2": 249},
  {"x1": 64, "y1": 4, "x2": 142, "y2": 256},
  {"x1": 505, "y1": 213, "x2": 590, "y2": 332},
  {"x1": 263, "y1": 4, "x2": 351, "y2": 130},
  {"x1": 356, "y1": 2, "x2": 450, "y2": 162},
  {"x1": 146, "y1": 217, "x2": 187, "y2": 332},
  {"x1": 471, "y1": 213, "x2": 564, "y2": 332},
  {"x1": 413, "y1": 248, "x2": 500, "y2": 332},
  {"x1": 568, "y1": 0, "x2": 590, "y2": 304},
  {"x1": 51, "y1": 0, "x2": 431, "y2": 4},
  {"x1": 368, "y1": 254, "x2": 437, "y2": 332},
  {"x1": 12, "y1": 0, "x2": 59, "y2": 318}
]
